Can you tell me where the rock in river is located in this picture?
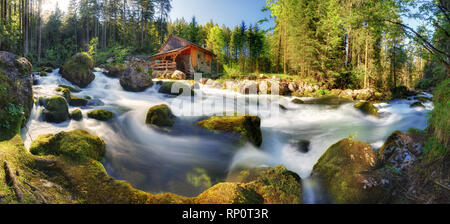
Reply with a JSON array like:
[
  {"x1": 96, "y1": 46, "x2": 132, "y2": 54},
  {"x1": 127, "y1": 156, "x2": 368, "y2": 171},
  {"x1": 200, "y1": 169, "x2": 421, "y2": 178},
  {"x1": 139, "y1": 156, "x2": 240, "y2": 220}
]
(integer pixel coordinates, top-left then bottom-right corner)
[
  {"x1": 60, "y1": 52, "x2": 95, "y2": 88},
  {"x1": 312, "y1": 138, "x2": 384, "y2": 203},
  {"x1": 197, "y1": 115, "x2": 262, "y2": 147},
  {"x1": 119, "y1": 65, "x2": 153, "y2": 92},
  {"x1": 87, "y1": 109, "x2": 114, "y2": 121},
  {"x1": 354, "y1": 101, "x2": 379, "y2": 117},
  {"x1": 158, "y1": 81, "x2": 194, "y2": 96},
  {"x1": 145, "y1": 104, "x2": 176, "y2": 127},
  {"x1": 70, "y1": 109, "x2": 83, "y2": 121},
  {"x1": 42, "y1": 96, "x2": 70, "y2": 123}
]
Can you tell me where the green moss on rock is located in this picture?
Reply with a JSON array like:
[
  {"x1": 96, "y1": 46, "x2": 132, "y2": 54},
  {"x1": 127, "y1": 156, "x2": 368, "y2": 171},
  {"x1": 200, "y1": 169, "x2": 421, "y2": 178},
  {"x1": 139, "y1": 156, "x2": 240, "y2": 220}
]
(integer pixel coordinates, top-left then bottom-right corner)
[
  {"x1": 354, "y1": 101, "x2": 379, "y2": 117},
  {"x1": 0, "y1": 52, "x2": 34, "y2": 140},
  {"x1": 243, "y1": 165, "x2": 302, "y2": 204},
  {"x1": 158, "y1": 81, "x2": 194, "y2": 96},
  {"x1": 312, "y1": 139, "x2": 384, "y2": 204},
  {"x1": 42, "y1": 96, "x2": 69, "y2": 123},
  {"x1": 196, "y1": 183, "x2": 264, "y2": 204},
  {"x1": 87, "y1": 109, "x2": 114, "y2": 121},
  {"x1": 145, "y1": 104, "x2": 175, "y2": 127},
  {"x1": 197, "y1": 115, "x2": 262, "y2": 147},
  {"x1": 198, "y1": 165, "x2": 302, "y2": 204},
  {"x1": 60, "y1": 52, "x2": 95, "y2": 88},
  {"x1": 28, "y1": 130, "x2": 151, "y2": 203},
  {"x1": 68, "y1": 95, "x2": 88, "y2": 107},
  {"x1": 302, "y1": 96, "x2": 352, "y2": 105},
  {"x1": 70, "y1": 109, "x2": 83, "y2": 121},
  {"x1": 30, "y1": 129, "x2": 105, "y2": 162},
  {"x1": 291, "y1": 98, "x2": 304, "y2": 104},
  {"x1": 58, "y1": 84, "x2": 81, "y2": 93}
]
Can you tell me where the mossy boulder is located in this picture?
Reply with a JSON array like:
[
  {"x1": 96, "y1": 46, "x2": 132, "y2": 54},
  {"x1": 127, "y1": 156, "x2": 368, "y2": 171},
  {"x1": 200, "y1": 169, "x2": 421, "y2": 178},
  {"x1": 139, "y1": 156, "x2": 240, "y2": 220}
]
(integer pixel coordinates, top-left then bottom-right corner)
[
  {"x1": 0, "y1": 51, "x2": 34, "y2": 140},
  {"x1": 28, "y1": 130, "x2": 151, "y2": 203},
  {"x1": 312, "y1": 139, "x2": 384, "y2": 204},
  {"x1": 196, "y1": 183, "x2": 264, "y2": 204},
  {"x1": 60, "y1": 52, "x2": 95, "y2": 88},
  {"x1": 197, "y1": 115, "x2": 262, "y2": 147},
  {"x1": 87, "y1": 109, "x2": 114, "y2": 121},
  {"x1": 145, "y1": 104, "x2": 175, "y2": 127},
  {"x1": 158, "y1": 81, "x2": 194, "y2": 96},
  {"x1": 354, "y1": 101, "x2": 379, "y2": 117},
  {"x1": 68, "y1": 95, "x2": 88, "y2": 107},
  {"x1": 302, "y1": 96, "x2": 352, "y2": 105},
  {"x1": 119, "y1": 65, "x2": 153, "y2": 92},
  {"x1": 106, "y1": 64, "x2": 127, "y2": 78},
  {"x1": 58, "y1": 84, "x2": 81, "y2": 93},
  {"x1": 291, "y1": 98, "x2": 304, "y2": 104},
  {"x1": 242, "y1": 165, "x2": 302, "y2": 204},
  {"x1": 410, "y1": 101, "x2": 425, "y2": 108},
  {"x1": 377, "y1": 131, "x2": 424, "y2": 172},
  {"x1": 55, "y1": 86, "x2": 71, "y2": 99},
  {"x1": 0, "y1": 135, "x2": 75, "y2": 203},
  {"x1": 30, "y1": 129, "x2": 105, "y2": 162},
  {"x1": 197, "y1": 165, "x2": 302, "y2": 204},
  {"x1": 55, "y1": 86, "x2": 87, "y2": 106},
  {"x1": 42, "y1": 96, "x2": 70, "y2": 123},
  {"x1": 70, "y1": 109, "x2": 83, "y2": 121}
]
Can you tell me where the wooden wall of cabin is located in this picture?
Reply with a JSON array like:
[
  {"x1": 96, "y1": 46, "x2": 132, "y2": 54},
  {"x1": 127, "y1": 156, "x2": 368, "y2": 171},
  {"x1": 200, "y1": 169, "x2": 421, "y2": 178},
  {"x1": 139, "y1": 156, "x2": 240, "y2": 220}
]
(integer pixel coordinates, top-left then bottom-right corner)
[{"x1": 190, "y1": 47, "x2": 212, "y2": 74}]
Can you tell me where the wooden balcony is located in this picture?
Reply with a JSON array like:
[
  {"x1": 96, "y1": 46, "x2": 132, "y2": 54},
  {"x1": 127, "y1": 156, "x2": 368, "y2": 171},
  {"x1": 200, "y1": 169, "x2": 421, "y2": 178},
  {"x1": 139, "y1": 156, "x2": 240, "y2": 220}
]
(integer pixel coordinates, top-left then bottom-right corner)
[{"x1": 150, "y1": 60, "x2": 177, "y2": 71}]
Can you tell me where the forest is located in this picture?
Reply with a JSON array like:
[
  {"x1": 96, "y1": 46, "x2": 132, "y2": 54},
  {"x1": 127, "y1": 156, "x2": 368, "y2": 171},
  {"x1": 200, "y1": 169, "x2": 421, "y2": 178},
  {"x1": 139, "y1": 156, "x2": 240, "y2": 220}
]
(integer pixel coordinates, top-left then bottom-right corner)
[{"x1": 0, "y1": 0, "x2": 448, "y2": 90}]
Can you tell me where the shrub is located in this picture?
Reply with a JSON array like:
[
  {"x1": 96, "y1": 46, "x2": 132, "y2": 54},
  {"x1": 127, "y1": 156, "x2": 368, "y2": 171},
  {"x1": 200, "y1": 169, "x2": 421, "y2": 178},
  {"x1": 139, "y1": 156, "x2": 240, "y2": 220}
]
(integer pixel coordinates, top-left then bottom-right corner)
[
  {"x1": 426, "y1": 78, "x2": 449, "y2": 154},
  {"x1": 223, "y1": 63, "x2": 243, "y2": 79},
  {"x1": 332, "y1": 71, "x2": 361, "y2": 89}
]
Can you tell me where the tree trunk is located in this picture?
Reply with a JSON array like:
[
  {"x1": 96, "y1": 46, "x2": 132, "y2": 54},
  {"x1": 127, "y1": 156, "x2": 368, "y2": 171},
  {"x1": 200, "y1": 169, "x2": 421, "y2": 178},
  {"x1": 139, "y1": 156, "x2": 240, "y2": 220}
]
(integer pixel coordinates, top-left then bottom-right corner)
[
  {"x1": 345, "y1": 28, "x2": 351, "y2": 67},
  {"x1": 364, "y1": 28, "x2": 369, "y2": 88},
  {"x1": 37, "y1": 0, "x2": 42, "y2": 62},
  {"x1": 283, "y1": 18, "x2": 287, "y2": 74}
]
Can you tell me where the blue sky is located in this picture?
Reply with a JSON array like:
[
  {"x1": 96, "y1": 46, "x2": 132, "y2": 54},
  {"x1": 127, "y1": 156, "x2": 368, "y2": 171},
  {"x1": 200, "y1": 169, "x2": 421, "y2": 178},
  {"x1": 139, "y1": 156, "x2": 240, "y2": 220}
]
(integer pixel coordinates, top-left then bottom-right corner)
[
  {"x1": 169, "y1": 0, "x2": 423, "y2": 32},
  {"x1": 169, "y1": 0, "x2": 273, "y2": 30}
]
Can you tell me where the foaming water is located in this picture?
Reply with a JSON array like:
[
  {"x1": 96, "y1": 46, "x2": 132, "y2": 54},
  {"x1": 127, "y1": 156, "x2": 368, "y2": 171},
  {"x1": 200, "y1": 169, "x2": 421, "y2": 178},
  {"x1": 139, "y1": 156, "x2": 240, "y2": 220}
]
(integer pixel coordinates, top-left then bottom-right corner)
[{"x1": 22, "y1": 69, "x2": 433, "y2": 202}]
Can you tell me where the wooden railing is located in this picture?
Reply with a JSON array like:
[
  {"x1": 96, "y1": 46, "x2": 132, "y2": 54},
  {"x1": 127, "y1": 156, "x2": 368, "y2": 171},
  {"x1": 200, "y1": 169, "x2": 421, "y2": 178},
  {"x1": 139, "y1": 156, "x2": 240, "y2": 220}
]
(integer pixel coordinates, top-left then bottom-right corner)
[{"x1": 150, "y1": 60, "x2": 177, "y2": 71}]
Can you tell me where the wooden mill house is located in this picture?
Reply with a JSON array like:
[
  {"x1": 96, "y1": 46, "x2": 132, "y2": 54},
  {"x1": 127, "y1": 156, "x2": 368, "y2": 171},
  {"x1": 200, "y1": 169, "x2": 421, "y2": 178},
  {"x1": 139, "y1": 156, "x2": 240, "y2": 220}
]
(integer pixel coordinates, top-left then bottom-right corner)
[{"x1": 150, "y1": 35, "x2": 215, "y2": 76}]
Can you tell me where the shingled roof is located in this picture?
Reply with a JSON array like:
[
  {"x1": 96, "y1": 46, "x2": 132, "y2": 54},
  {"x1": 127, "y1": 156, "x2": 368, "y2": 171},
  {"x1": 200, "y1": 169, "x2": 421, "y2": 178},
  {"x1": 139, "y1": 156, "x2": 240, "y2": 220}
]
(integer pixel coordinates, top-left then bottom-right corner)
[{"x1": 151, "y1": 35, "x2": 215, "y2": 58}]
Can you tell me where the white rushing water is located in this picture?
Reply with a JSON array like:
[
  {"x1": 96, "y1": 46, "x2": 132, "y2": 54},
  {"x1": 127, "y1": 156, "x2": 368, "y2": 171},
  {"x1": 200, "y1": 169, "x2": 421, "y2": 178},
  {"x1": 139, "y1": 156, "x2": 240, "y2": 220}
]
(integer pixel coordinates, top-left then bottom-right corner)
[{"x1": 22, "y1": 69, "x2": 433, "y2": 203}]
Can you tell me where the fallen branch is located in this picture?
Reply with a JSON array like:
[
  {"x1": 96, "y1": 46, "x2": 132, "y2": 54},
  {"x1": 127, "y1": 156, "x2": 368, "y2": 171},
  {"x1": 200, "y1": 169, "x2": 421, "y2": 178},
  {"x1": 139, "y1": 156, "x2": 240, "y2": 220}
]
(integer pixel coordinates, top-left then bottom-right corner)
[
  {"x1": 434, "y1": 180, "x2": 450, "y2": 191},
  {"x1": 34, "y1": 158, "x2": 57, "y2": 168},
  {"x1": 24, "y1": 182, "x2": 47, "y2": 204},
  {"x1": 3, "y1": 160, "x2": 24, "y2": 203}
]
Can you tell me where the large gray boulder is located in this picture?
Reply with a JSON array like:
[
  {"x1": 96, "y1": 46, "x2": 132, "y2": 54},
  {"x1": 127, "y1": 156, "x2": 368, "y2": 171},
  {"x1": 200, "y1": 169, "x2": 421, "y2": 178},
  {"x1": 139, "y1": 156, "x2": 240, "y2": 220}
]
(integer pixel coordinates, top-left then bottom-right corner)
[
  {"x1": 377, "y1": 131, "x2": 424, "y2": 172},
  {"x1": 120, "y1": 65, "x2": 153, "y2": 92}
]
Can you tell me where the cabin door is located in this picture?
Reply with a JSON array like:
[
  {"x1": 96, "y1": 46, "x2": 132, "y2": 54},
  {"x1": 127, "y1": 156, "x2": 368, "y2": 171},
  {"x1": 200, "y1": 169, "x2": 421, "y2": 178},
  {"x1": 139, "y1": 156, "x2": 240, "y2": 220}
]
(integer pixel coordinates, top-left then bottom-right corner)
[{"x1": 176, "y1": 55, "x2": 187, "y2": 74}]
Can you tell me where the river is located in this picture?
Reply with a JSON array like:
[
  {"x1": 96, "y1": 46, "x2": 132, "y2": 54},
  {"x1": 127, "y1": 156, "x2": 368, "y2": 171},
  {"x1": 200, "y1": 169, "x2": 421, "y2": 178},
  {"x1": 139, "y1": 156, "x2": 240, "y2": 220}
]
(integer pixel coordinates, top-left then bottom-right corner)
[{"x1": 21, "y1": 68, "x2": 433, "y2": 203}]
